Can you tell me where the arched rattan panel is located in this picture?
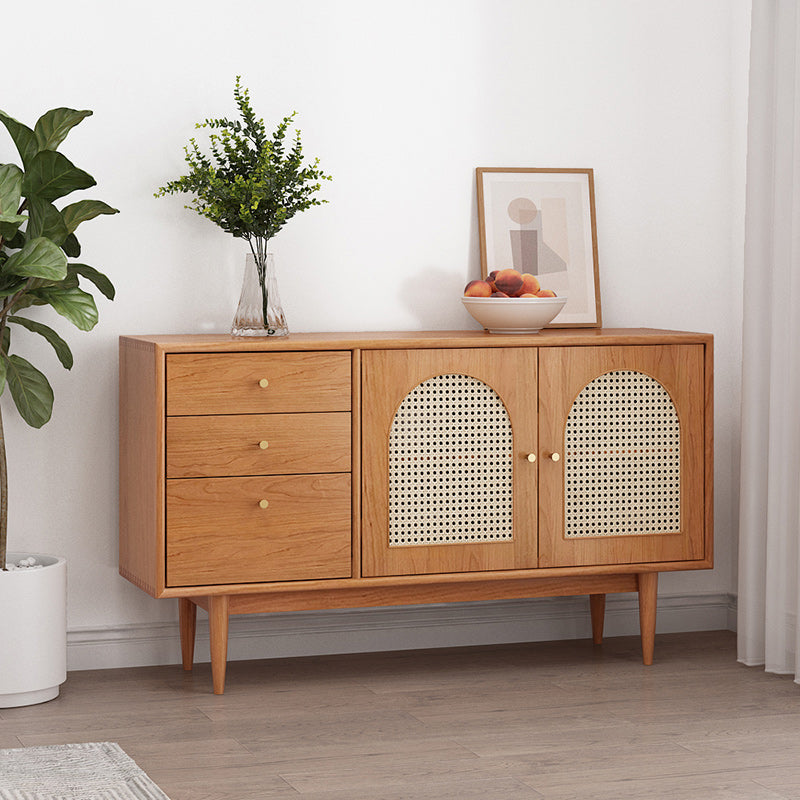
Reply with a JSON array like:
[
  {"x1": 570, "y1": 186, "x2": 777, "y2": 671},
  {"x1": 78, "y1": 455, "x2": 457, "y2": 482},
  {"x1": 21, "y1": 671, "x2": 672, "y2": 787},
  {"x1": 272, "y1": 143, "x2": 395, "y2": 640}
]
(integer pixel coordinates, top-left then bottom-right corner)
[
  {"x1": 388, "y1": 374, "x2": 513, "y2": 547},
  {"x1": 564, "y1": 369, "x2": 680, "y2": 538}
]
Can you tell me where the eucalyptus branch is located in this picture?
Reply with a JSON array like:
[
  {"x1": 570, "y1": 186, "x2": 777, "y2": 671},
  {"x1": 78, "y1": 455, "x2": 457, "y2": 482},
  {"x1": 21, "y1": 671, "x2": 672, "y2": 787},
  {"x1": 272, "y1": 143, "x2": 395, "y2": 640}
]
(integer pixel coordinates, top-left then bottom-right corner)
[{"x1": 156, "y1": 77, "x2": 331, "y2": 248}]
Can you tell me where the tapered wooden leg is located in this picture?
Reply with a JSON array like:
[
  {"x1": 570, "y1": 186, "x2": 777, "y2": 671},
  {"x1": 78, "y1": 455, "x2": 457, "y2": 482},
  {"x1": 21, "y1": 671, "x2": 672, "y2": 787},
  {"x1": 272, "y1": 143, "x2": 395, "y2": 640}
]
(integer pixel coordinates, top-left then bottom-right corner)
[
  {"x1": 208, "y1": 595, "x2": 230, "y2": 695},
  {"x1": 178, "y1": 598, "x2": 197, "y2": 671},
  {"x1": 589, "y1": 593, "x2": 606, "y2": 644},
  {"x1": 637, "y1": 572, "x2": 658, "y2": 666}
]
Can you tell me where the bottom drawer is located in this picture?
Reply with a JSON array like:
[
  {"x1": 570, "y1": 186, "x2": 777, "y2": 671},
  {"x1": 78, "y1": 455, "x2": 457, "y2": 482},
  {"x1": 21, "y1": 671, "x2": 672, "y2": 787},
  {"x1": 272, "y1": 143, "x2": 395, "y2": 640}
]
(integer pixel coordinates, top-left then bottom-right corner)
[{"x1": 166, "y1": 473, "x2": 351, "y2": 586}]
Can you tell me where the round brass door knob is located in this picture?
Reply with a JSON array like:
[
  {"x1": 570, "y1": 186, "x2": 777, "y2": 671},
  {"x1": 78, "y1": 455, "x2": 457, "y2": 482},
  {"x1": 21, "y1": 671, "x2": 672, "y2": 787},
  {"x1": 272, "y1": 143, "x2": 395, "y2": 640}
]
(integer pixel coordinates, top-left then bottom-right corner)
[
  {"x1": 550, "y1": 452, "x2": 561, "y2": 462},
  {"x1": 259, "y1": 440, "x2": 269, "y2": 449},
  {"x1": 259, "y1": 499, "x2": 269, "y2": 509},
  {"x1": 527, "y1": 453, "x2": 536, "y2": 463},
  {"x1": 258, "y1": 378, "x2": 269, "y2": 388}
]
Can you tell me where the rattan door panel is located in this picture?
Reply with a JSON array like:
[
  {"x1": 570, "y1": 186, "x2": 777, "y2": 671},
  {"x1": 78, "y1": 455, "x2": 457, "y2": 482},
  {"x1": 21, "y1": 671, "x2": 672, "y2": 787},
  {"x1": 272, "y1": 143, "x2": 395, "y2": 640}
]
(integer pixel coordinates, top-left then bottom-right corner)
[
  {"x1": 538, "y1": 345, "x2": 705, "y2": 567},
  {"x1": 361, "y1": 348, "x2": 538, "y2": 577}
]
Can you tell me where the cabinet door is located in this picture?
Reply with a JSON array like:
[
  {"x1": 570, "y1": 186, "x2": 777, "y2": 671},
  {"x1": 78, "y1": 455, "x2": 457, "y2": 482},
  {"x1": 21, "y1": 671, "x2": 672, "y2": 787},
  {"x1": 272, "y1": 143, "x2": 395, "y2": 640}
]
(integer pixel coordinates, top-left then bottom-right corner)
[
  {"x1": 362, "y1": 348, "x2": 538, "y2": 577},
  {"x1": 538, "y1": 345, "x2": 706, "y2": 567}
]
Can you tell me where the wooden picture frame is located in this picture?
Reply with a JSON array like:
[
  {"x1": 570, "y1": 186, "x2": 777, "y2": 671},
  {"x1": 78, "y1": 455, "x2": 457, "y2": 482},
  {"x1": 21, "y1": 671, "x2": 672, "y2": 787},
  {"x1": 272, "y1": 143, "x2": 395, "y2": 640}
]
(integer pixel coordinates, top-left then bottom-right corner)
[{"x1": 476, "y1": 167, "x2": 602, "y2": 328}]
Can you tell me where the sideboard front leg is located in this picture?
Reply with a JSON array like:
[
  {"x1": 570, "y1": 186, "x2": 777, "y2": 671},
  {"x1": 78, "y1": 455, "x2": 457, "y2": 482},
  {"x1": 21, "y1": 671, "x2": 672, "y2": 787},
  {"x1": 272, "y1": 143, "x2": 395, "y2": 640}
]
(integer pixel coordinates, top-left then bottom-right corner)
[
  {"x1": 637, "y1": 572, "x2": 658, "y2": 666},
  {"x1": 178, "y1": 598, "x2": 197, "y2": 671},
  {"x1": 208, "y1": 595, "x2": 230, "y2": 695},
  {"x1": 589, "y1": 593, "x2": 606, "y2": 644}
]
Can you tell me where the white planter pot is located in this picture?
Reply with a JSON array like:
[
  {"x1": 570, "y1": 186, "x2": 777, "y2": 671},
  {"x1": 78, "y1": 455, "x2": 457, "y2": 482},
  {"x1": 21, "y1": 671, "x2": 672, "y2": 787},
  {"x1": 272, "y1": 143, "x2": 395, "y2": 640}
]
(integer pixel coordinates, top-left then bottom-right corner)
[{"x1": 0, "y1": 553, "x2": 67, "y2": 708}]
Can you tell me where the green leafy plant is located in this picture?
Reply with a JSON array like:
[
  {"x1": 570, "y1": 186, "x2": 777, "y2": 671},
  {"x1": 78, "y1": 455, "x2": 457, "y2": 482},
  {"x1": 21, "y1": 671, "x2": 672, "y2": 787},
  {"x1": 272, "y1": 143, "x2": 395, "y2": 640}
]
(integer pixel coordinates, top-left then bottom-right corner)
[
  {"x1": 156, "y1": 77, "x2": 331, "y2": 328},
  {"x1": 0, "y1": 107, "x2": 118, "y2": 569}
]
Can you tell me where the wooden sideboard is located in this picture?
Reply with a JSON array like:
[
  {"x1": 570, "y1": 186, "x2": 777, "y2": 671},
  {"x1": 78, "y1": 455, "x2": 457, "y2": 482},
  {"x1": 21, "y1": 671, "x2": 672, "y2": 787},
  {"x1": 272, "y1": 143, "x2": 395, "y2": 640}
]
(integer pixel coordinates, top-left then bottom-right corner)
[{"x1": 119, "y1": 329, "x2": 713, "y2": 693}]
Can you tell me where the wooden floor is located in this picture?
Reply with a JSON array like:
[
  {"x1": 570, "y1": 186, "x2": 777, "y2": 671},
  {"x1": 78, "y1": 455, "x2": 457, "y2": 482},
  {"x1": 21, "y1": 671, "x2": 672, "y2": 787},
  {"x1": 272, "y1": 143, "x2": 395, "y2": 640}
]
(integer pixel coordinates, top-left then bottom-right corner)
[{"x1": 2, "y1": 630, "x2": 800, "y2": 799}]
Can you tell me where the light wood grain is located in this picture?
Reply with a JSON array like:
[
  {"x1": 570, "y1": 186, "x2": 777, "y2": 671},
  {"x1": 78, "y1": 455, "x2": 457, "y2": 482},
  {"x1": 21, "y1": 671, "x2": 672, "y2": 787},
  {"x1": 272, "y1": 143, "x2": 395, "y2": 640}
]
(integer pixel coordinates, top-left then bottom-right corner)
[
  {"x1": 589, "y1": 593, "x2": 605, "y2": 644},
  {"x1": 704, "y1": 337, "x2": 715, "y2": 566},
  {"x1": 166, "y1": 412, "x2": 351, "y2": 478},
  {"x1": 225, "y1": 574, "x2": 638, "y2": 615},
  {"x1": 361, "y1": 347, "x2": 538, "y2": 577},
  {"x1": 638, "y1": 571, "x2": 658, "y2": 665},
  {"x1": 178, "y1": 598, "x2": 196, "y2": 670},
  {"x1": 350, "y1": 349, "x2": 362, "y2": 579},
  {"x1": 7, "y1": 631, "x2": 794, "y2": 800},
  {"x1": 165, "y1": 351, "x2": 351, "y2": 415},
  {"x1": 538, "y1": 344, "x2": 707, "y2": 568},
  {"x1": 154, "y1": 561, "x2": 704, "y2": 600},
  {"x1": 118, "y1": 331, "x2": 713, "y2": 694},
  {"x1": 122, "y1": 329, "x2": 714, "y2": 353},
  {"x1": 208, "y1": 594, "x2": 229, "y2": 695},
  {"x1": 118, "y1": 338, "x2": 165, "y2": 597},
  {"x1": 166, "y1": 474, "x2": 351, "y2": 586}
]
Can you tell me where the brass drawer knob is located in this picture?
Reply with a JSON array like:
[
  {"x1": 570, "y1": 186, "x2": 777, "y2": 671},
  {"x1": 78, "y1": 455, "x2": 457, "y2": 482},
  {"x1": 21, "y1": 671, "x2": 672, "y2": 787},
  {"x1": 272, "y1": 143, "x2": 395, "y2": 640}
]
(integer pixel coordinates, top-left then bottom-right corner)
[
  {"x1": 258, "y1": 378, "x2": 269, "y2": 388},
  {"x1": 550, "y1": 452, "x2": 561, "y2": 462},
  {"x1": 259, "y1": 440, "x2": 269, "y2": 450},
  {"x1": 527, "y1": 453, "x2": 536, "y2": 463},
  {"x1": 259, "y1": 499, "x2": 269, "y2": 509}
]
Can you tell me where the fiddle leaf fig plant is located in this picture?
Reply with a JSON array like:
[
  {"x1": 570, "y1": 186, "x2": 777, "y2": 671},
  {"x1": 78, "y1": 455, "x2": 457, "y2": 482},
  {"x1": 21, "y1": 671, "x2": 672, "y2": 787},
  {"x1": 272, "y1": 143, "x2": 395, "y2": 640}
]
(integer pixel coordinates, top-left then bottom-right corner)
[{"x1": 0, "y1": 106, "x2": 118, "y2": 569}]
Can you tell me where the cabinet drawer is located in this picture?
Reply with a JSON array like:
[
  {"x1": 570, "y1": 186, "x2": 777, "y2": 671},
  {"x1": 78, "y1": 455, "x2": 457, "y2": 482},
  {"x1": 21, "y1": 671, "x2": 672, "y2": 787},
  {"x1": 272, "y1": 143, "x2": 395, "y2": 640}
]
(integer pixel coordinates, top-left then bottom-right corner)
[
  {"x1": 166, "y1": 412, "x2": 351, "y2": 478},
  {"x1": 166, "y1": 473, "x2": 351, "y2": 586},
  {"x1": 166, "y1": 352, "x2": 351, "y2": 415}
]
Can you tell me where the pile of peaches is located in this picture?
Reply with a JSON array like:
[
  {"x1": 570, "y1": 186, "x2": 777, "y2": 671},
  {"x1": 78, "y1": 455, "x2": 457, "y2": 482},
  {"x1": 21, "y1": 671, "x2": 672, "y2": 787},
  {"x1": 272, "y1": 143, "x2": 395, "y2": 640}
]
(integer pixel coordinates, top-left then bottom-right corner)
[{"x1": 464, "y1": 268, "x2": 557, "y2": 298}]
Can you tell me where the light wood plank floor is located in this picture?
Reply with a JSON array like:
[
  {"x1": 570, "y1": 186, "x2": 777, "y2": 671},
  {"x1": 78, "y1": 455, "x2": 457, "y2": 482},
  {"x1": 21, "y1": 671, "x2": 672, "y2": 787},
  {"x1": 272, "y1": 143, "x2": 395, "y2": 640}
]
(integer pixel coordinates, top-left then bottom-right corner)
[{"x1": 2, "y1": 631, "x2": 800, "y2": 799}]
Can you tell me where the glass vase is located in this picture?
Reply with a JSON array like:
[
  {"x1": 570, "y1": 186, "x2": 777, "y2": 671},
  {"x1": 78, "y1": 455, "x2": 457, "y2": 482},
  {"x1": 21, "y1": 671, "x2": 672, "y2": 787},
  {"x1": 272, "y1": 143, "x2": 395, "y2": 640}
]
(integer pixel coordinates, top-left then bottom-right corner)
[{"x1": 231, "y1": 252, "x2": 289, "y2": 337}]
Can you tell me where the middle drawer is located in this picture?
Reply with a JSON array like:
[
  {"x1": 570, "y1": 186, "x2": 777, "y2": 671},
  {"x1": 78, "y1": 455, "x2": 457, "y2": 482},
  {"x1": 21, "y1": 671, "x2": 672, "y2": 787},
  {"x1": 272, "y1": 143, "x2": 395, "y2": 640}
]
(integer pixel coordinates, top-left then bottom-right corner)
[{"x1": 167, "y1": 412, "x2": 351, "y2": 478}]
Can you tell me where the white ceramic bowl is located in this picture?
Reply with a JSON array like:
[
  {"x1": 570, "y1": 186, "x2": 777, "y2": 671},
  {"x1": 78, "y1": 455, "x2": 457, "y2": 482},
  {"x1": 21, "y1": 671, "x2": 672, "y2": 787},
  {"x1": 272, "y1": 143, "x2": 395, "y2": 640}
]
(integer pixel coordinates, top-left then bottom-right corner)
[{"x1": 462, "y1": 295, "x2": 568, "y2": 334}]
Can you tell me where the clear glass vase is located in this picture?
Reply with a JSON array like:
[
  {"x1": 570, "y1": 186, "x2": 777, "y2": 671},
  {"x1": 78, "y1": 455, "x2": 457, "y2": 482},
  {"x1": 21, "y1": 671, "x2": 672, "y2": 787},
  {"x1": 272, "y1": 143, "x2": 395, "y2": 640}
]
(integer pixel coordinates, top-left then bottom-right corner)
[{"x1": 231, "y1": 252, "x2": 289, "y2": 337}]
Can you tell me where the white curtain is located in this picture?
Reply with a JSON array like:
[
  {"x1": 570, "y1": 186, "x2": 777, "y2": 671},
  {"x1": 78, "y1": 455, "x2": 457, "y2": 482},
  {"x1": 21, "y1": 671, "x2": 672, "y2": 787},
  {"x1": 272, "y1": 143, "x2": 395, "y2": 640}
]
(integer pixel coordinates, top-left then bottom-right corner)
[{"x1": 738, "y1": 0, "x2": 800, "y2": 680}]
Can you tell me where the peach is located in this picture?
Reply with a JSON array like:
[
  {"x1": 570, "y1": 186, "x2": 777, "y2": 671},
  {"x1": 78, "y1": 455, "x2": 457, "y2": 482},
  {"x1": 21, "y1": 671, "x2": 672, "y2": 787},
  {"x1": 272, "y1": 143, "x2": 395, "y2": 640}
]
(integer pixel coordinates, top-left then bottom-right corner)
[
  {"x1": 519, "y1": 293, "x2": 538, "y2": 298},
  {"x1": 486, "y1": 270, "x2": 499, "y2": 291},
  {"x1": 493, "y1": 268, "x2": 524, "y2": 296},
  {"x1": 463, "y1": 279, "x2": 492, "y2": 297},
  {"x1": 519, "y1": 273, "x2": 541, "y2": 295},
  {"x1": 491, "y1": 291, "x2": 510, "y2": 297},
  {"x1": 536, "y1": 289, "x2": 557, "y2": 297}
]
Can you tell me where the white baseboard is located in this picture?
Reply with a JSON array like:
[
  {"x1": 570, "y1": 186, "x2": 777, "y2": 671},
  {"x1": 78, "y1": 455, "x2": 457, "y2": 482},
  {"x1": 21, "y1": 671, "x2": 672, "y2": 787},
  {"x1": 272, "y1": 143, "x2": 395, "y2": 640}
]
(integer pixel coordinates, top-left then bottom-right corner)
[{"x1": 67, "y1": 592, "x2": 737, "y2": 672}]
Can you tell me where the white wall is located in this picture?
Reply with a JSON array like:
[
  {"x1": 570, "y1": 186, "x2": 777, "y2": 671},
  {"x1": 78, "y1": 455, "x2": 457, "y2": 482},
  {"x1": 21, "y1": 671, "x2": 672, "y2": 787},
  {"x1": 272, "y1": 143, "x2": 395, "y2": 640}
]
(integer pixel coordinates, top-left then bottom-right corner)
[{"x1": 1, "y1": 0, "x2": 750, "y2": 667}]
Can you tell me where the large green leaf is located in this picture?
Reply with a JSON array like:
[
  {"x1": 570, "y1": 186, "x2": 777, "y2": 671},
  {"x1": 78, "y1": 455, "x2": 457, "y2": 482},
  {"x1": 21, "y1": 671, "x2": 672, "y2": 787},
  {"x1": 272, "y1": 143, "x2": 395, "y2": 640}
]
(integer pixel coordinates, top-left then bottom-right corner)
[
  {"x1": 8, "y1": 315, "x2": 73, "y2": 369},
  {"x1": 60, "y1": 199, "x2": 118, "y2": 234},
  {"x1": 0, "y1": 352, "x2": 6, "y2": 396},
  {"x1": 35, "y1": 285, "x2": 98, "y2": 330},
  {"x1": 21, "y1": 150, "x2": 96, "y2": 202},
  {"x1": 3, "y1": 237, "x2": 67, "y2": 280},
  {"x1": 68, "y1": 263, "x2": 115, "y2": 300},
  {"x1": 0, "y1": 279, "x2": 26, "y2": 298},
  {"x1": 25, "y1": 196, "x2": 69, "y2": 245},
  {"x1": 0, "y1": 164, "x2": 23, "y2": 216},
  {"x1": 0, "y1": 110, "x2": 39, "y2": 168},
  {"x1": 5, "y1": 354, "x2": 53, "y2": 428},
  {"x1": 62, "y1": 233, "x2": 81, "y2": 258},
  {"x1": 0, "y1": 164, "x2": 25, "y2": 238},
  {"x1": 34, "y1": 108, "x2": 92, "y2": 151},
  {"x1": 0, "y1": 216, "x2": 26, "y2": 241},
  {"x1": 1, "y1": 229, "x2": 24, "y2": 250}
]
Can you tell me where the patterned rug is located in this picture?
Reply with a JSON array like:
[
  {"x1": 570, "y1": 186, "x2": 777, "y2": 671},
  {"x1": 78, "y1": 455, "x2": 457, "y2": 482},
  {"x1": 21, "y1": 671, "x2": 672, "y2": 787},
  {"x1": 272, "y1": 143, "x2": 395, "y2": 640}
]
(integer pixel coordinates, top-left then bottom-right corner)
[{"x1": 0, "y1": 742, "x2": 171, "y2": 799}]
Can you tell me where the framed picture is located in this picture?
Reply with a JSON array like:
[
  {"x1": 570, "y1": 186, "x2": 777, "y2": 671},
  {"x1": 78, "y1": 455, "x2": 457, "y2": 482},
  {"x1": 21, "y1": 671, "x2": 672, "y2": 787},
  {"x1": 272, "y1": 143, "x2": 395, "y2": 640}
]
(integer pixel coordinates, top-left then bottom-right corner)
[{"x1": 476, "y1": 167, "x2": 601, "y2": 328}]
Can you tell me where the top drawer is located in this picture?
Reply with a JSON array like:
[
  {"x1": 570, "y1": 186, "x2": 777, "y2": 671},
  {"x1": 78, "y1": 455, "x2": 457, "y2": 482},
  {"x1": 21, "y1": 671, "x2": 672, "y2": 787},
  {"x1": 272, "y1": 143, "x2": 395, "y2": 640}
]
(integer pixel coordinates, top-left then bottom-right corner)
[{"x1": 166, "y1": 351, "x2": 351, "y2": 415}]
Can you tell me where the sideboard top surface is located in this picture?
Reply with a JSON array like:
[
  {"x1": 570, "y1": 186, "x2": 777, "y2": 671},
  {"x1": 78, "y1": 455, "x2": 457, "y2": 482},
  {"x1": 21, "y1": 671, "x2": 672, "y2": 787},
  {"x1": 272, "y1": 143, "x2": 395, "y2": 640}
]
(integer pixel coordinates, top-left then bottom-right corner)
[{"x1": 120, "y1": 328, "x2": 713, "y2": 354}]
